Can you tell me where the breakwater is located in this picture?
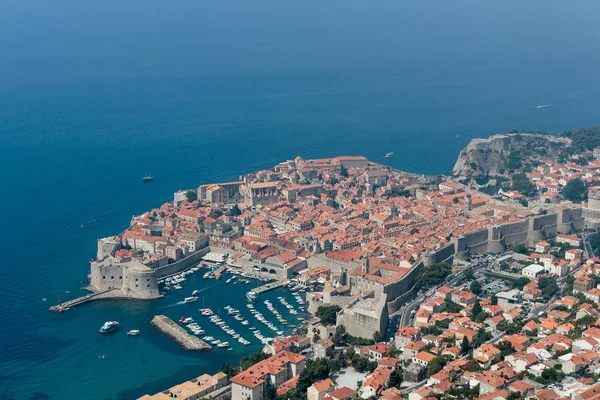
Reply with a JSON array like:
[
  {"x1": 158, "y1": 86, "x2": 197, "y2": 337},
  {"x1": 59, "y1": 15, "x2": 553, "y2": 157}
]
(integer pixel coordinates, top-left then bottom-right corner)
[
  {"x1": 150, "y1": 315, "x2": 211, "y2": 351},
  {"x1": 48, "y1": 288, "x2": 118, "y2": 312},
  {"x1": 252, "y1": 280, "x2": 286, "y2": 294}
]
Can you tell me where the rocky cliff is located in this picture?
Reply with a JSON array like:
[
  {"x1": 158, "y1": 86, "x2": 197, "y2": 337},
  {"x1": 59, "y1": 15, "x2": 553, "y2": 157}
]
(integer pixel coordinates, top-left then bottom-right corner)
[
  {"x1": 452, "y1": 135, "x2": 510, "y2": 177},
  {"x1": 452, "y1": 133, "x2": 571, "y2": 178}
]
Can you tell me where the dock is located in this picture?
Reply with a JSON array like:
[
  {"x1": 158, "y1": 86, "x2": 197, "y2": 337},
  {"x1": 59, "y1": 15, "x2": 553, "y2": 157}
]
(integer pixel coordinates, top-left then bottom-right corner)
[
  {"x1": 48, "y1": 289, "x2": 118, "y2": 313},
  {"x1": 151, "y1": 315, "x2": 211, "y2": 351},
  {"x1": 252, "y1": 280, "x2": 286, "y2": 295}
]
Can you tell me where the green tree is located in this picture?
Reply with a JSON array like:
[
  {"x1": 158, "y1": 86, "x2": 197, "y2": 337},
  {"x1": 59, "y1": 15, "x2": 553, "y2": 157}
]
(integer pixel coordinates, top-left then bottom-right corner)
[
  {"x1": 460, "y1": 335, "x2": 472, "y2": 355},
  {"x1": 510, "y1": 173, "x2": 534, "y2": 195},
  {"x1": 538, "y1": 276, "x2": 559, "y2": 301},
  {"x1": 221, "y1": 362, "x2": 240, "y2": 378},
  {"x1": 315, "y1": 305, "x2": 342, "y2": 326},
  {"x1": 511, "y1": 277, "x2": 531, "y2": 290},
  {"x1": 332, "y1": 325, "x2": 347, "y2": 346},
  {"x1": 496, "y1": 340, "x2": 516, "y2": 359},
  {"x1": 372, "y1": 331, "x2": 381, "y2": 343},
  {"x1": 231, "y1": 204, "x2": 242, "y2": 216},
  {"x1": 294, "y1": 358, "x2": 330, "y2": 397},
  {"x1": 415, "y1": 262, "x2": 452, "y2": 291},
  {"x1": 340, "y1": 165, "x2": 349, "y2": 178},
  {"x1": 470, "y1": 280, "x2": 482, "y2": 295},
  {"x1": 426, "y1": 356, "x2": 446, "y2": 377},
  {"x1": 185, "y1": 190, "x2": 198, "y2": 202},
  {"x1": 490, "y1": 295, "x2": 498, "y2": 305},
  {"x1": 563, "y1": 178, "x2": 588, "y2": 202},
  {"x1": 241, "y1": 351, "x2": 270, "y2": 370},
  {"x1": 514, "y1": 243, "x2": 530, "y2": 255},
  {"x1": 389, "y1": 369, "x2": 403, "y2": 389},
  {"x1": 264, "y1": 382, "x2": 277, "y2": 400},
  {"x1": 471, "y1": 300, "x2": 483, "y2": 319}
]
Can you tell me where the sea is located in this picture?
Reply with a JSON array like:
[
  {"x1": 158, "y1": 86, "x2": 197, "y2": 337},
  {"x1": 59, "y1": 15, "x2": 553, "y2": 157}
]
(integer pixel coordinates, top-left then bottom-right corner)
[{"x1": 1, "y1": 0, "x2": 600, "y2": 399}]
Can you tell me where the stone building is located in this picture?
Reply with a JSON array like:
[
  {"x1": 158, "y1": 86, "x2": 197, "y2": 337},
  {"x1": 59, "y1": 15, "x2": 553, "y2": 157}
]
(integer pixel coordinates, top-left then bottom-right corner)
[
  {"x1": 245, "y1": 182, "x2": 280, "y2": 206},
  {"x1": 230, "y1": 351, "x2": 306, "y2": 400}
]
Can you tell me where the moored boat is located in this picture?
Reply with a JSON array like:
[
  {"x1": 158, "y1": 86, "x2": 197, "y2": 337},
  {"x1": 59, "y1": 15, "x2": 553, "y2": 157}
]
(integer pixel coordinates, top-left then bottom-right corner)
[
  {"x1": 127, "y1": 329, "x2": 140, "y2": 336},
  {"x1": 100, "y1": 321, "x2": 119, "y2": 334},
  {"x1": 246, "y1": 291, "x2": 257, "y2": 302}
]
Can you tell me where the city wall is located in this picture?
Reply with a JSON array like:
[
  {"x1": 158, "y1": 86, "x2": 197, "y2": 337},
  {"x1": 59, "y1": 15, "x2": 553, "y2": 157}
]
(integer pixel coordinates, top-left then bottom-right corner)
[
  {"x1": 339, "y1": 208, "x2": 585, "y2": 338},
  {"x1": 453, "y1": 208, "x2": 583, "y2": 259}
]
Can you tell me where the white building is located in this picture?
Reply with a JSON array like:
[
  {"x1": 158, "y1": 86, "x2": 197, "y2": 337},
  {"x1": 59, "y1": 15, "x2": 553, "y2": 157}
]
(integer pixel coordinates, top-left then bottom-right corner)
[{"x1": 522, "y1": 264, "x2": 546, "y2": 279}]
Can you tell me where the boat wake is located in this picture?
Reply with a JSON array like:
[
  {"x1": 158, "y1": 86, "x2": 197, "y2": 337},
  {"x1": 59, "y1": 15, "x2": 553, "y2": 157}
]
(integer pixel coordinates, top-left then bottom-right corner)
[
  {"x1": 158, "y1": 283, "x2": 220, "y2": 309},
  {"x1": 535, "y1": 104, "x2": 553, "y2": 109}
]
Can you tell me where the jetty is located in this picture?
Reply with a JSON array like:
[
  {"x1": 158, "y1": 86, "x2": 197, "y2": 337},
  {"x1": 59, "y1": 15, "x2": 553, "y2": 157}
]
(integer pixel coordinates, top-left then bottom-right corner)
[
  {"x1": 151, "y1": 315, "x2": 211, "y2": 351},
  {"x1": 252, "y1": 280, "x2": 286, "y2": 295},
  {"x1": 49, "y1": 289, "x2": 117, "y2": 313}
]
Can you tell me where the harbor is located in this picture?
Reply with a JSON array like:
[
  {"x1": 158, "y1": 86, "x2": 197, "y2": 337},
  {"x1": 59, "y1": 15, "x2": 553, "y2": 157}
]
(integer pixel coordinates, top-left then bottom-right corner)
[{"x1": 151, "y1": 315, "x2": 211, "y2": 351}]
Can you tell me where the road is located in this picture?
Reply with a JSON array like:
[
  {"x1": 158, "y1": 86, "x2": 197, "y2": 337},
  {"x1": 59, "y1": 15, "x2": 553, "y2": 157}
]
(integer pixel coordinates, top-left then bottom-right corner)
[
  {"x1": 583, "y1": 232, "x2": 597, "y2": 259},
  {"x1": 395, "y1": 270, "x2": 466, "y2": 328}
]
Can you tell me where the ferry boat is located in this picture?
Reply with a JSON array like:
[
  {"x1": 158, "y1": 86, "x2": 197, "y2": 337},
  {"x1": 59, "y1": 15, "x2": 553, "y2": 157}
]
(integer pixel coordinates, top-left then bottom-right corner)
[
  {"x1": 385, "y1": 152, "x2": 393, "y2": 158},
  {"x1": 184, "y1": 296, "x2": 198, "y2": 303},
  {"x1": 142, "y1": 174, "x2": 154, "y2": 182},
  {"x1": 100, "y1": 321, "x2": 119, "y2": 334},
  {"x1": 127, "y1": 330, "x2": 140, "y2": 336},
  {"x1": 246, "y1": 291, "x2": 257, "y2": 302}
]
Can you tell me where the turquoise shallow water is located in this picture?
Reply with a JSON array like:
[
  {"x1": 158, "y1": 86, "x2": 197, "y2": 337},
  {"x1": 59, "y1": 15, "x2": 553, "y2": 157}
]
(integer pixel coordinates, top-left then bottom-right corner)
[{"x1": 1, "y1": 0, "x2": 600, "y2": 399}]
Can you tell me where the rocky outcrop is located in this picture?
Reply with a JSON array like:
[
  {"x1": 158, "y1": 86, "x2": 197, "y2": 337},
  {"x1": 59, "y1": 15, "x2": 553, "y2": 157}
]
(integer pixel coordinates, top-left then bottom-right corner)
[{"x1": 452, "y1": 135, "x2": 509, "y2": 178}]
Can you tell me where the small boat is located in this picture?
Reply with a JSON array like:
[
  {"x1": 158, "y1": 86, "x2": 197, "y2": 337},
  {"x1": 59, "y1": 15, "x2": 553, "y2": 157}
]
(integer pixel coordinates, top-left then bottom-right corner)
[
  {"x1": 100, "y1": 321, "x2": 119, "y2": 334},
  {"x1": 246, "y1": 292, "x2": 257, "y2": 302},
  {"x1": 127, "y1": 330, "x2": 140, "y2": 336},
  {"x1": 218, "y1": 342, "x2": 229, "y2": 347},
  {"x1": 184, "y1": 296, "x2": 198, "y2": 304},
  {"x1": 142, "y1": 174, "x2": 154, "y2": 182},
  {"x1": 385, "y1": 152, "x2": 393, "y2": 158},
  {"x1": 192, "y1": 290, "x2": 200, "y2": 296}
]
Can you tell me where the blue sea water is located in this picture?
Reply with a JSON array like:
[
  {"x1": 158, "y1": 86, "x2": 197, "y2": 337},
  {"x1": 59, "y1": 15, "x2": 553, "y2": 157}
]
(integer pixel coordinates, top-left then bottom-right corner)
[{"x1": 1, "y1": 0, "x2": 600, "y2": 399}]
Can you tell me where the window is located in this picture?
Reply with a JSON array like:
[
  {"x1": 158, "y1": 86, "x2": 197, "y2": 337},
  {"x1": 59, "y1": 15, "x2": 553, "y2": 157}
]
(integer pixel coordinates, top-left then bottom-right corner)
[
  {"x1": 147, "y1": 284, "x2": 150, "y2": 288},
  {"x1": 119, "y1": 276, "x2": 122, "y2": 280},
  {"x1": 102, "y1": 276, "x2": 105, "y2": 279},
  {"x1": 111, "y1": 276, "x2": 114, "y2": 279}
]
